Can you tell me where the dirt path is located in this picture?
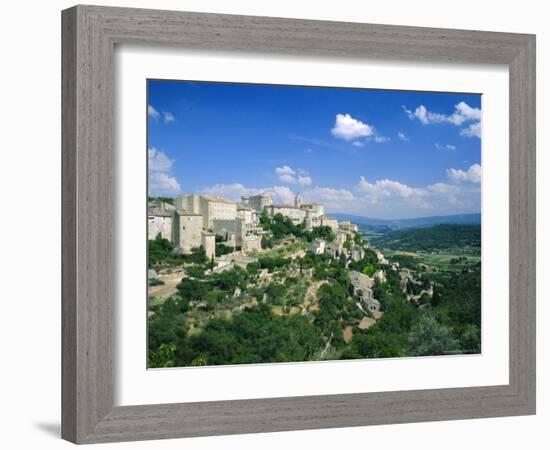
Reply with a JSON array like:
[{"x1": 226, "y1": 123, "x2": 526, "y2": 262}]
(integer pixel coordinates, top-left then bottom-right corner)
[
  {"x1": 148, "y1": 271, "x2": 184, "y2": 300},
  {"x1": 302, "y1": 280, "x2": 328, "y2": 312}
]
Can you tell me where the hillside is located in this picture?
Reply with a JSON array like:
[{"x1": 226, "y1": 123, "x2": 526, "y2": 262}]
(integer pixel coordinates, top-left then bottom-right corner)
[{"x1": 370, "y1": 224, "x2": 481, "y2": 252}]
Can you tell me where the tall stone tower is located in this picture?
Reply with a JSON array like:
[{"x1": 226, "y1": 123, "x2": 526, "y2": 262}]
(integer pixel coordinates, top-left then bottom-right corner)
[
  {"x1": 294, "y1": 192, "x2": 302, "y2": 208},
  {"x1": 201, "y1": 231, "x2": 216, "y2": 261}
]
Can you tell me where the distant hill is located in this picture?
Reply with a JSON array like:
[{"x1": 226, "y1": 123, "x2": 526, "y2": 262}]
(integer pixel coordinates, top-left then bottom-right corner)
[
  {"x1": 329, "y1": 213, "x2": 481, "y2": 230},
  {"x1": 370, "y1": 224, "x2": 481, "y2": 252}
]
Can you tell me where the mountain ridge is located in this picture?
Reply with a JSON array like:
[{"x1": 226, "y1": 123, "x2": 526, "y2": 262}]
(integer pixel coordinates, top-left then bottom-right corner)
[{"x1": 329, "y1": 212, "x2": 481, "y2": 229}]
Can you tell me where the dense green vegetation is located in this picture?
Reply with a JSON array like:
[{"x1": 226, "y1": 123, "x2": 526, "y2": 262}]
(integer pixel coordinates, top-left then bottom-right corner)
[
  {"x1": 343, "y1": 266, "x2": 481, "y2": 359},
  {"x1": 260, "y1": 211, "x2": 335, "y2": 242},
  {"x1": 148, "y1": 234, "x2": 207, "y2": 268},
  {"x1": 372, "y1": 224, "x2": 481, "y2": 252},
  {"x1": 148, "y1": 221, "x2": 482, "y2": 367}
]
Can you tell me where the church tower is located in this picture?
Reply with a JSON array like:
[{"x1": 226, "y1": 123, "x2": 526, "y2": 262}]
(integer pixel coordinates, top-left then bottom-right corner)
[{"x1": 294, "y1": 192, "x2": 302, "y2": 208}]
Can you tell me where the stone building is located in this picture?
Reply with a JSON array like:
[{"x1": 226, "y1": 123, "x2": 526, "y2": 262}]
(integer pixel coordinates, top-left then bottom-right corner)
[
  {"x1": 174, "y1": 210, "x2": 203, "y2": 254},
  {"x1": 175, "y1": 193, "x2": 237, "y2": 229},
  {"x1": 300, "y1": 201, "x2": 325, "y2": 217},
  {"x1": 147, "y1": 209, "x2": 173, "y2": 241},
  {"x1": 174, "y1": 193, "x2": 200, "y2": 214},
  {"x1": 267, "y1": 204, "x2": 307, "y2": 225},
  {"x1": 351, "y1": 244, "x2": 365, "y2": 262},
  {"x1": 237, "y1": 204, "x2": 256, "y2": 225},
  {"x1": 242, "y1": 193, "x2": 273, "y2": 211},
  {"x1": 201, "y1": 231, "x2": 216, "y2": 260},
  {"x1": 320, "y1": 215, "x2": 339, "y2": 231},
  {"x1": 200, "y1": 195, "x2": 237, "y2": 229},
  {"x1": 212, "y1": 217, "x2": 246, "y2": 248},
  {"x1": 309, "y1": 239, "x2": 326, "y2": 255},
  {"x1": 349, "y1": 270, "x2": 380, "y2": 314},
  {"x1": 374, "y1": 269, "x2": 387, "y2": 283},
  {"x1": 243, "y1": 234, "x2": 262, "y2": 252},
  {"x1": 267, "y1": 193, "x2": 331, "y2": 227},
  {"x1": 339, "y1": 220, "x2": 358, "y2": 233},
  {"x1": 326, "y1": 241, "x2": 343, "y2": 258},
  {"x1": 335, "y1": 230, "x2": 348, "y2": 245}
]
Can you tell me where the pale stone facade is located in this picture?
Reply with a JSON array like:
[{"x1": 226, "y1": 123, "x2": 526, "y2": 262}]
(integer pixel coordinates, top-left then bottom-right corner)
[
  {"x1": 349, "y1": 270, "x2": 380, "y2": 313},
  {"x1": 339, "y1": 220, "x2": 358, "y2": 233},
  {"x1": 309, "y1": 239, "x2": 326, "y2": 255},
  {"x1": 175, "y1": 194, "x2": 237, "y2": 229},
  {"x1": 267, "y1": 205, "x2": 307, "y2": 225},
  {"x1": 237, "y1": 205, "x2": 257, "y2": 226},
  {"x1": 351, "y1": 244, "x2": 365, "y2": 262},
  {"x1": 243, "y1": 193, "x2": 273, "y2": 211},
  {"x1": 301, "y1": 202, "x2": 325, "y2": 217},
  {"x1": 326, "y1": 241, "x2": 343, "y2": 258},
  {"x1": 149, "y1": 193, "x2": 359, "y2": 260},
  {"x1": 200, "y1": 195, "x2": 237, "y2": 229},
  {"x1": 212, "y1": 217, "x2": 246, "y2": 248},
  {"x1": 320, "y1": 215, "x2": 339, "y2": 231},
  {"x1": 201, "y1": 231, "x2": 216, "y2": 260},
  {"x1": 148, "y1": 210, "x2": 173, "y2": 241},
  {"x1": 374, "y1": 269, "x2": 387, "y2": 283},
  {"x1": 174, "y1": 210, "x2": 203, "y2": 254},
  {"x1": 335, "y1": 230, "x2": 348, "y2": 245},
  {"x1": 243, "y1": 235, "x2": 262, "y2": 252},
  {"x1": 175, "y1": 194, "x2": 201, "y2": 214}
]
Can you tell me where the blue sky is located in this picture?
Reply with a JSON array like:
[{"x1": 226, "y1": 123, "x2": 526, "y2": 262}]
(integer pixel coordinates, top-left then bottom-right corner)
[{"x1": 148, "y1": 80, "x2": 481, "y2": 220}]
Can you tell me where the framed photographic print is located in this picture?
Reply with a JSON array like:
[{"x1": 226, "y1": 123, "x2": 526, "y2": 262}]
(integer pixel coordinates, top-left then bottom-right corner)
[{"x1": 62, "y1": 5, "x2": 536, "y2": 444}]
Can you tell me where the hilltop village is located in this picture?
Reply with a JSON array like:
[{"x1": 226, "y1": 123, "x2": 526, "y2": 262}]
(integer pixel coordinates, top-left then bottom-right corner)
[
  {"x1": 148, "y1": 192, "x2": 393, "y2": 316},
  {"x1": 147, "y1": 192, "x2": 481, "y2": 367},
  {"x1": 149, "y1": 192, "x2": 345, "y2": 259}
]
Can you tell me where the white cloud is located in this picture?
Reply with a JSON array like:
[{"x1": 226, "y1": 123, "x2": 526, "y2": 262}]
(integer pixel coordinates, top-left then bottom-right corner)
[
  {"x1": 149, "y1": 172, "x2": 181, "y2": 194},
  {"x1": 163, "y1": 111, "x2": 175, "y2": 123},
  {"x1": 148, "y1": 105, "x2": 160, "y2": 119},
  {"x1": 148, "y1": 105, "x2": 175, "y2": 124},
  {"x1": 447, "y1": 164, "x2": 482, "y2": 184},
  {"x1": 297, "y1": 176, "x2": 312, "y2": 186},
  {"x1": 403, "y1": 102, "x2": 481, "y2": 138},
  {"x1": 275, "y1": 166, "x2": 312, "y2": 185},
  {"x1": 435, "y1": 143, "x2": 457, "y2": 151},
  {"x1": 453, "y1": 101, "x2": 482, "y2": 124},
  {"x1": 201, "y1": 183, "x2": 253, "y2": 200},
  {"x1": 275, "y1": 165, "x2": 296, "y2": 175},
  {"x1": 201, "y1": 183, "x2": 296, "y2": 205},
  {"x1": 148, "y1": 147, "x2": 181, "y2": 195},
  {"x1": 270, "y1": 186, "x2": 296, "y2": 204},
  {"x1": 331, "y1": 114, "x2": 374, "y2": 141},
  {"x1": 426, "y1": 182, "x2": 460, "y2": 194},
  {"x1": 397, "y1": 132, "x2": 409, "y2": 141},
  {"x1": 403, "y1": 105, "x2": 446, "y2": 125},
  {"x1": 460, "y1": 122, "x2": 481, "y2": 138},
  {"x1": 203, "y1": 165, "x2": 481, "y2": 220},
  {"x1": 148, "y1": 147, "x2": 175, "y2": 173},
  {"x1": 278, "y1": 174, "x2": 296, "y2": 184},
  {"x1": 304, "y1": 187, "x2": 354, "y2": 202},
  {"x1": 373, "y1": 135, "x2": 390, "y2": 143},
  {"x1": 352, "y1": 141, "x2": 364, "y2": 148},
  {"x1": 356, "y1": 177, "x2": 421, "y2": 199}
]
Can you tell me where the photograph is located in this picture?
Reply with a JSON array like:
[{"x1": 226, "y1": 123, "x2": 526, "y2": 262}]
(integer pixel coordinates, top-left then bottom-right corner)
[{"x1": 147, "y1": 80, "x2": 482, "y2": 368}]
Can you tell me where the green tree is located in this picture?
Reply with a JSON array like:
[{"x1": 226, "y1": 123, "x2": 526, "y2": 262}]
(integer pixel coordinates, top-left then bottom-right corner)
[{"x1": 407, "y1": 314, "x2": 460, "y2": 356}]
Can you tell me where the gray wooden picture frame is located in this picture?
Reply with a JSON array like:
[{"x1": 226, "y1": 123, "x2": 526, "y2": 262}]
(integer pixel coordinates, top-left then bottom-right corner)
[{"x1": 61, "y1": 5, "x2": 536, "y2": 444}]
